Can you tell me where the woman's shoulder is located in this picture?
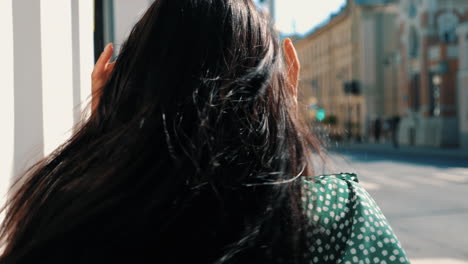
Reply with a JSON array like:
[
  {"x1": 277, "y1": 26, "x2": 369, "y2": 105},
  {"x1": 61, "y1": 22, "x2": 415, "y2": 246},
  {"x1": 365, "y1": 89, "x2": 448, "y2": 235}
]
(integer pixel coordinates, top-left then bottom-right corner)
[
  {"x1": 300, "y1": 173, "x2": 410, "y2": 263},
  {"x1": 300, "y1": 172, "x2": 364, "y2": 224}
]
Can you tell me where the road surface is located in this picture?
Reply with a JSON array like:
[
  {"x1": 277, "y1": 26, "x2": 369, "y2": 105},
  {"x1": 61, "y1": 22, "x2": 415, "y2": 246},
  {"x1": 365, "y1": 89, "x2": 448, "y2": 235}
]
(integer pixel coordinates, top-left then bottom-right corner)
[{"x1": 324, "y1": 149, "x2": 468, "y2": 264}]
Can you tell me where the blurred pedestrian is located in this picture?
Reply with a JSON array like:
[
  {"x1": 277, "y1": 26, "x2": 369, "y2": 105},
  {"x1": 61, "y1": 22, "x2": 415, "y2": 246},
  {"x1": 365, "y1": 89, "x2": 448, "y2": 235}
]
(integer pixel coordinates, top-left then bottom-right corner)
[
  {"x1": 0, "y1": 1, "x2": 409, "y2": 263},
  {"x1": 374, "y1": 117, "x2": 382, "y2": 143},
  {"x1": 392, "y1": 116, "x2": 401, "y2": 148}
]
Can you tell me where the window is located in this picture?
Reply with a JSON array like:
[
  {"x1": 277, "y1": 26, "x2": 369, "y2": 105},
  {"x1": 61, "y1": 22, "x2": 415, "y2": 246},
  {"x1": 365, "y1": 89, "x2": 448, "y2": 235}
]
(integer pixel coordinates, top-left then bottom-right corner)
[{"x1": 408, "y1": 26, "x2": 419, "y2": 59}]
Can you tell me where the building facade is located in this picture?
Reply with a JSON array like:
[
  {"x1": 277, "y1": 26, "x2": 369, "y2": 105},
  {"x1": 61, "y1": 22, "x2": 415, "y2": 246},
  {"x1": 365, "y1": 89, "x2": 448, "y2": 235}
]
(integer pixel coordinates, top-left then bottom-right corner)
[
  {"x1": 457, "y1": 23, "x2": 468, "y2": 149},
  {"x1": 295, "y1": 0, "x2": 398, "y2": 141},
  {"x1": 396, "y1": 0, "x2": 468, "y2": 147},
  {"x1": 357, "y1": 0, "x2": 399, "y2": 141},
  {"x1": 295, "y1": 3, "x2": 362, "y2": 139}
]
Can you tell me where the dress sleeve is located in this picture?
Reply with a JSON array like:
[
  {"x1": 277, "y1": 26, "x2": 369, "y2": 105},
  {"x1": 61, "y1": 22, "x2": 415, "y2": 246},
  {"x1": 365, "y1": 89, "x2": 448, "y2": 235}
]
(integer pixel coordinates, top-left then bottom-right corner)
[{"x1": 301, "y1": 173, "x2": 410, "y2": 264}]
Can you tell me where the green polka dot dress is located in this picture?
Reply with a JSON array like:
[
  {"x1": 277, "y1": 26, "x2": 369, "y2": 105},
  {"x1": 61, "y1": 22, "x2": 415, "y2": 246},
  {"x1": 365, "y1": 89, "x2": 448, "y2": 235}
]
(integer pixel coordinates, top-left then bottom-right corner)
[{"x1": 301, "y1": 173, "x2": 410, "y2": 264}]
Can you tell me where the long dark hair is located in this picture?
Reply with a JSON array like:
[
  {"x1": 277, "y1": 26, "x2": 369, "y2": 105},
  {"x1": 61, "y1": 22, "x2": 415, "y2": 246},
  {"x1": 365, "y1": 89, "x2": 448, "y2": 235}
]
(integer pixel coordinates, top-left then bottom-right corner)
[{"x1": 0, "y1": 0, "x2": 321, "y2": 263}]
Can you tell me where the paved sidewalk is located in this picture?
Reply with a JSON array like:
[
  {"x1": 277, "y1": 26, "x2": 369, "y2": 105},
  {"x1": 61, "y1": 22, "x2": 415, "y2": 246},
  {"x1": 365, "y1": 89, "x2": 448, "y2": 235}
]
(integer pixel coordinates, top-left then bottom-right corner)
[
  {"x1": 329, "y1": 150, "x2": 468, "y2": 263},
  {"x1": 411, "y1": 259, "x2": 468, "y2": 264},
  {"x1": 328, "y1": 142, "x2": 468, "y2": 160}
]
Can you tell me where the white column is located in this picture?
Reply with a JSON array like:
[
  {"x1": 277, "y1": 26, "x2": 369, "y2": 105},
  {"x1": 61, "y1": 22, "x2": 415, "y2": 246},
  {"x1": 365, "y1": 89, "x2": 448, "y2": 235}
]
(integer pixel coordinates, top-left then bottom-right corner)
[
  {"x1": 72, "y1": 0, "x2": 83, "y2": 125},
  {"x1": 0, "y1": 0, "x2": 15, "y2": 224},
  {"x1": 40, "y1": 0, "x2": 76, "y2": 155},
  {"x1": 71, "y1": 0, "x2": 95, "y2": 123},
  {"x1": 78, "y1": 0, "x2": 95, "y2": 117},
  {"x1": 12, "y1": 0, "x2": 45, "y2": 177},
  {"x1": 0, "y1": 0, "x2": 95, "y2": 216}
]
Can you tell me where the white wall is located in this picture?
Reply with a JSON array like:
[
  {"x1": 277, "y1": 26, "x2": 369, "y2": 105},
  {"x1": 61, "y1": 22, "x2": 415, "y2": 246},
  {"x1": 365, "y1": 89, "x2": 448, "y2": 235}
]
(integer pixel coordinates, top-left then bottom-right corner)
[
  {"x1": 0, "y1": 0, "x2": 15, "y2": 225},
  {"x1": 0, "y1": 0, "x2": 95, "y2": 216},
  {"x1": 0, "y1": 0, "x2": 152, "y2": 219},
  {"x1": 78, "y1": 0, "x2": 95, "y2": 118},
  {"x1": 12, "y1": 0, "x2": 45, "y2": 180},
  {"x1": 41, "y1": 0, "x2": 75, "y2": 155}
]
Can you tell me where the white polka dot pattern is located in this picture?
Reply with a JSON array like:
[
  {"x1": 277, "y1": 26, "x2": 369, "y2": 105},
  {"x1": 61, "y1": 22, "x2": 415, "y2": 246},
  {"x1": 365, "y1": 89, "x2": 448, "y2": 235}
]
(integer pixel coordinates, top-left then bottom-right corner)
[{"x1": 301, "y1": 173, "x2": 410, "y2": 264}]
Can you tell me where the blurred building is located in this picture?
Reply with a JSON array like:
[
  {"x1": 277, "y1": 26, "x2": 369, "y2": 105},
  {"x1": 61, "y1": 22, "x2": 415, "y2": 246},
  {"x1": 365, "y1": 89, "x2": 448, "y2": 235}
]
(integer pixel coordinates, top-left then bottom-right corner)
[
  {"x1": 457, "y1": 23, "x2": 468, "y2": 149},
  {"x1": 396, "y1": 0, "x2": 468, "y2": 147},
  {"x1": 258, "y1": 0, "x2": 276, "y2": 21},
  {"x1": 295, "y1": 0, "x2": 398, "y2": 141},
  {"x1": 295, "y1": 2, "x2": 361, "y2": 140},
  {"x1": 357, "y1": 0, "x2": 399, "y2": 141}
]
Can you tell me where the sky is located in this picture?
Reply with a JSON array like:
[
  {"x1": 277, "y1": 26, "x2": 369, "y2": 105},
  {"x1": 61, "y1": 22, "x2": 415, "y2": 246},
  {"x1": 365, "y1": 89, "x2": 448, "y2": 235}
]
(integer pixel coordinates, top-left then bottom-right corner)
[{"x1": 265, "y1": 0, "x2": 347, "y2": 35}]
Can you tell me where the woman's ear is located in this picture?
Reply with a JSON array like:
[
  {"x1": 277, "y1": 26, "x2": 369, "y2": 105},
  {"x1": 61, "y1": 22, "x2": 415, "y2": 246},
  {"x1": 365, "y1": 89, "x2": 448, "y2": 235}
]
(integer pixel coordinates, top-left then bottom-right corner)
[{"x1": 283, "y1": 38, "x2": 300, "y2": 100}]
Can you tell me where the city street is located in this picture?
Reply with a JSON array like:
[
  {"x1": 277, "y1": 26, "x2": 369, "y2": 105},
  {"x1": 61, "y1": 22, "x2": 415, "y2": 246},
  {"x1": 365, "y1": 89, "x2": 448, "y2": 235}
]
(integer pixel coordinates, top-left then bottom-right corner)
[{"x1": 325, "y1": 148, "x2": 468, "y2": 264}]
